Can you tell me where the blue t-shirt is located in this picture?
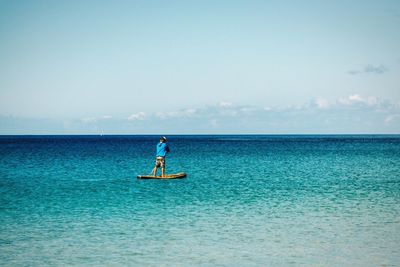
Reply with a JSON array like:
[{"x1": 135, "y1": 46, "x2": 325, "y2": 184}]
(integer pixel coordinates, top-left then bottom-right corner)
[{"x1": 156, "y1": 142, "x2": 170, "y2": 157}]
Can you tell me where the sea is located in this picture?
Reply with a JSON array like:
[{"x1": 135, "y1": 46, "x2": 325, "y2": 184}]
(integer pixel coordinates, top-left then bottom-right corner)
[{"x1": 1, "y1": 135, "x2": 399, "y2": 266}]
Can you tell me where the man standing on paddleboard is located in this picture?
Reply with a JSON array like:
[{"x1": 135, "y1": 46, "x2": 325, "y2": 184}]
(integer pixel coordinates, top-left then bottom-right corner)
[{"x1": 152, "y1": 136, "x2": 170, "y2": 177}]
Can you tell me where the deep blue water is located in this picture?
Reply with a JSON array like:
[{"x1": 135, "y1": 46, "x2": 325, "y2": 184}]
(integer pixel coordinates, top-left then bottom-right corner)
[{"x1": 1, "y1": 135, "x2": 400, "y2": 266}]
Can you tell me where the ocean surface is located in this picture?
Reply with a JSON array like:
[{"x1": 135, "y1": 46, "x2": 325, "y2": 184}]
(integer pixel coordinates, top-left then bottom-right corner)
[{"x1": 1, "y1": 135, "x2": 399, "y2": 266}]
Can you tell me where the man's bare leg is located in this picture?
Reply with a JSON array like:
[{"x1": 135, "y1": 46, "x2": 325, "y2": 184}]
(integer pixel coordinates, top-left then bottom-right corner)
[
  {"x1": 152, "y1": 166, "x2": 158, "y2": 176},
  {"x1": 161, "y1": 167, "x2": 165, "y2": 178}
]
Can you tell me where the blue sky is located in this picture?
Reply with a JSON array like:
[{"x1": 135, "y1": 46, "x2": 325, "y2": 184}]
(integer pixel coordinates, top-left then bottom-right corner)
[{"x1": 0, "y1": 0, "x2": 399, "y2": 134}]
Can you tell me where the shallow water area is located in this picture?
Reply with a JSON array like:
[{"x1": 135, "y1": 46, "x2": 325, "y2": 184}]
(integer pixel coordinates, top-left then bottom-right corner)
[{"x1": 1, "y1": 135, "x2": 400, "y2": 266}]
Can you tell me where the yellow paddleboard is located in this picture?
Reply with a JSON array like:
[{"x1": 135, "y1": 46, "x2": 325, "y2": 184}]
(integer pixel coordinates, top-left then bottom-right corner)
[{"x1": 137, "y1": 172, "x2": 187, "y2": 179}]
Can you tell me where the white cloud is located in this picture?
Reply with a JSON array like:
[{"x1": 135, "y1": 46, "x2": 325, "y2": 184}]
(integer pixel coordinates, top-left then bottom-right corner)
[
  {"x1": 366, "y1": 96, "x2": 379, "y2": 106},
  {"x1": 338, "y1": 94, "x2": 361, "y2": 105},
  {"x1": 4, "y1": 95, "x2": 399, "y2": 134},
  {"x1": 184, "y1": 108, "x2": 197, "y2": 115},
  {"x1": 155, "y1": 108, "x2": 198, "y2": 120},
  {"x1": 218, "y1": 101, "x2": 233, "y2": 108},
  {"x1": 80, "y1": 115, "x2": 113, "y2": 123},
  {"x1": 128, "y1": 112, "x2": 146, "y2": 121},
  {"x1": 337, "y1": 94, "x2": 379, "y2": 107},
  {"x1": 81, "y1": 117, "x2": 97, "y2": 123},
  {"x1": 385, "y1": 114, "x2": 400, "y2": 124},
  {"x1": 348, "y1": 94, "x2": 363, "y2": 102},
  {"x1": 156, "y1": 111, "x2": 181, "y2": 119},
  {"x1": 155, "y1": 112, "x2": 167, "y2": 119},
  {"x1": 315, "y1": 98, "x2": 330, "y2": 109}
]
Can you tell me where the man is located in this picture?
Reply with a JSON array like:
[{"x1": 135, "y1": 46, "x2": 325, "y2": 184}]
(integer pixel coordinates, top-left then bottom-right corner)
[{"x1": 152, "y1": 136, "x2": 170, "y2": 177}]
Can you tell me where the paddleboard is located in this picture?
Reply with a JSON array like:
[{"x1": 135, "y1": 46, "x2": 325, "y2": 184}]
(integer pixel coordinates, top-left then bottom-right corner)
[{"x1": 137, "y1": 172, "x2": 187, "y2": 179}]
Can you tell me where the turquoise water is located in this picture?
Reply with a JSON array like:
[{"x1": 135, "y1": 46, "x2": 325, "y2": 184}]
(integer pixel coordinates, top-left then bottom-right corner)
[{"x1": 1, "y1": 135, "x2": 399, "y2": 266}]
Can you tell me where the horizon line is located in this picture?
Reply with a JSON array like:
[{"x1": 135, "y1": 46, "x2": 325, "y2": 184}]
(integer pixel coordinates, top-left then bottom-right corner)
[{"x1": 1, "y1": 133, "x2": 399, "y2": 137}]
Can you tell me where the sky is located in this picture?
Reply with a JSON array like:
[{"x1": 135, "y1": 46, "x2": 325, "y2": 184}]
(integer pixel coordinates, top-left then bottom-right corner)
[{"x1": 0, "y1": 0, "x2": 399, "y2": 134}]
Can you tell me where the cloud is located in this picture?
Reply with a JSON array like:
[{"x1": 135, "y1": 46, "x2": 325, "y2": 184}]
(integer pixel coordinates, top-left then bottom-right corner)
[
  {"x1": 385, "y1": 114, "x2": 400, "y2": 124},
  {"x1": 348, "y1": 64, "x2": 388, "y2": 75},
  {"x1": 128, "y1": 112, "x2": 146, "y2": 121},
  {"x1": 337, "y1": 94, "x2": 379, "y2": 107},
  {"x1": 155, "y1": 112, "x2": 173, "y2": 119},
  {"x1": 218, "y1": 101, "x2": 233, "y2": 108},
  {"x1": 316, "y1": 98, "x2": 330, "y2": 109},
  {"x1": 2, "y1": 96, "x2": 400, "y2": 134},
  {"x1": 185, "y1": 108, "x2": 197, "y2": 115},
  {"x1": 155, "y1": 108, "x2": 197, "y2": 119},
  {"x1": 80, "y1": 115, "x2": 112, "y2": 123},
  {"x1": 81, "y1": 117, "x2": 97, "y2": 123},
  {"x1": 364, "y1": 64, "x2": 388, "y2": 74},
  {"x1": 309, "y1": 98, "x2": 330, "y2": 109}
]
